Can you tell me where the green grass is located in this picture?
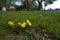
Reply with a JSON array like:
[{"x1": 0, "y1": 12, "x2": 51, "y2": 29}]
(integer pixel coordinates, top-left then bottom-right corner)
[{"x1": 0, "y1": 11, "x2": 60, "y2": 40}]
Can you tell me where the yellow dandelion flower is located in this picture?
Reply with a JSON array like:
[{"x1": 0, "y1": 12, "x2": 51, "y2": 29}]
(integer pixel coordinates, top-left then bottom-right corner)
[
  {"x1": 23, "y1": 22, "x2": 26, "y2": 25},
  {"x1": 8, "y1": 21, "x2": 15, "y2": 27},
  {"x1": 26, "y1": 19, "x2": 30, "y2": 23},
  {"x1": 28, "y1": 22, "x2": 32, "y2": 26},
  {"x1": 20, "y1": 24, "x2": 26, "y2": 28},
  {"x1": 26, "y1": 19, "x2": 32, "y2": 26},
  {"x1": 18, "y1": 23, "x2": 21, "y2": 26}
]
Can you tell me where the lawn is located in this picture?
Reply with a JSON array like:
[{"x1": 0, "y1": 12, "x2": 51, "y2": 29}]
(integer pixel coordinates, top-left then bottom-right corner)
[{"x1": 0, "y1": 11, "x2": 60, "y2": 40}]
